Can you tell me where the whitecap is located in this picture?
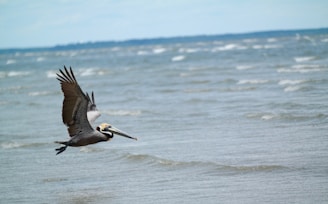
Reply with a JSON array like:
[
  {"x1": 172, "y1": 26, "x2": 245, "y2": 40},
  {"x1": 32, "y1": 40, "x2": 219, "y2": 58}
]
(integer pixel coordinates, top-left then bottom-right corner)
[
  {"x1": 278, "y1": 80, "x2": 306, "y2": 86},
  {"x1": 1, "y1": 141, "x2": 22, "y2": 149},
  {"x1": 36, "y1": 57, "x2": 45, "y2": 62},
  {"x1": 80, "y1": 68, "x2": 96, "y2": 76},
  {"x1": 291, "y1": 64, "x2": 320, "y2": 69},
  {"x1": 321, "y1": 38, "x2": 328, "y2": 42},
  {"x1": 171, "y1": 55, "x2": 185, "y2": 62},
  {"x1": 284, "y1": 86, "x2": 302, "y2": 92},
  {"x1": 6, "y1": 59, "x2": 16, "y2": 64},
  {"x1": 267, "y1": 38, "x2": 277, "y2": 42},
  {"x1": 8, "y1": 71, "x2": 30, "y2": 77},
  {"x1": 178, "y1": 48, "x2": 198, "y2": 53},
  {"x1": 236, "y1": 65, "x2": 254, "y2": 70},
  {"x1": 261, "y1": 114, "x2": 276, "y2": 120},
  {"x1": 28, "y1": 91, "x2": 51, "y2": 96},
  {"x1": 137, "y1": 50, "x2": 149, "y2": 55},
  {"x1": 212, "y1": 44, "x2": 247, "y2": 52},
  {"x1": 264, "y1": 44, "x2": 281, "y2": 49},
  {"x1": 46, "y1": 70, "x2": 57, "y2": 78},
  {"x1": 294, "y1": 56, "x2": 315, "y2": 62},
  {"x1": 246, "y1": 113, "x2": 276, "y2": 120},
  {"x1": 237, "y1": 79, "x2": 269, "y2": 85},
  {"x1": 252, "y1": 45, "x2": 263, "y2": 49},
  {"x1": 277, "y1": 66, "x2": 322, "y2": 73},
  {"x1": 103, "y1": 110, "x2": 142, "y2": 116},
  {"x1": 153, "y1": 48, "x2": 166, "y2": 54}
]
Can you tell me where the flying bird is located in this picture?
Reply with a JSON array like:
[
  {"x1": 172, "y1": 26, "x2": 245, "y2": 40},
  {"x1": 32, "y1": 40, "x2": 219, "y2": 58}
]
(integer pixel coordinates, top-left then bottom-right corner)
[{"x1": 55, "y1": 66, "x2": 137, "y2": 155}]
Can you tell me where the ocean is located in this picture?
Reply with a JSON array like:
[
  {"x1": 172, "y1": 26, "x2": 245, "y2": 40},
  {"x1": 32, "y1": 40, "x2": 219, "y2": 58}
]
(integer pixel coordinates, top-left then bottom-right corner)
[{"x1": 0, "y1": 28, "x2": 328, "y2": 203}]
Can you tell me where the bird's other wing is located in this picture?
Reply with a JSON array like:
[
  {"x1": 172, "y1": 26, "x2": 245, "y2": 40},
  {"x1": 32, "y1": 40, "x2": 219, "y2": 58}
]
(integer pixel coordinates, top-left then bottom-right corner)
[
  {"x1": 86, "y1": 91, "x2": 101, "y2": 124},
  {"x1": 56, "y1": 66, "x2": 94, "y2": 137}
]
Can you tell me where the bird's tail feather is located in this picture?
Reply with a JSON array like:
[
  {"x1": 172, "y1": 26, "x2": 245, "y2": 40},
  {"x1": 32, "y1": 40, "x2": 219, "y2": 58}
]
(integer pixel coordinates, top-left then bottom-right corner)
[{"x1": 54, "y1": 141, "x2": 68, "y2": 145}]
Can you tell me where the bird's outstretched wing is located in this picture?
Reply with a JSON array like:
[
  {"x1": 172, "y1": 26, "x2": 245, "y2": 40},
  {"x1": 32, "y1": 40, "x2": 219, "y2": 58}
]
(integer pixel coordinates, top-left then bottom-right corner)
[
  {"x1": 86, "y1": 91, "x2": 101, "y2": 124},
  {"x1": 56, "y1": 66, "x2": 94, "y2": 137}
]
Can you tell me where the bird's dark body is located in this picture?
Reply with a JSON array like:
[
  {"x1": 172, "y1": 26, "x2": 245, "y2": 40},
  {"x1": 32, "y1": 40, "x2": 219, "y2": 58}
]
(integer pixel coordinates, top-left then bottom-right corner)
[{"x1": 55, "y1": 66, "x2": 136, "y2": 155}]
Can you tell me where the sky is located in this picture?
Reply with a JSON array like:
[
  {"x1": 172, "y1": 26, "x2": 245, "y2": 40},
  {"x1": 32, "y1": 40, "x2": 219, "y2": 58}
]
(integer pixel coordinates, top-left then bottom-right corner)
[{"x1": 0, "y1": 0, "x2": 327, "y2": 49}]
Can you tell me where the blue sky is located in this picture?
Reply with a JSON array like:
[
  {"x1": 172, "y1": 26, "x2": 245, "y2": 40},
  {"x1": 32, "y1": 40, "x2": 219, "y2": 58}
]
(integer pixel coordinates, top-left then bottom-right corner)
[{"x1": 0, "y1": 0, "x2": 327, "y2": 49}]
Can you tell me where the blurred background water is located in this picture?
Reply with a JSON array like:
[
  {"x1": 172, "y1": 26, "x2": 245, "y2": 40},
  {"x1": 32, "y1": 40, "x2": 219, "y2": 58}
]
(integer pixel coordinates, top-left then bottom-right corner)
[{"x1": 0, "y1": 29, "x2": 328, "y2": 203}]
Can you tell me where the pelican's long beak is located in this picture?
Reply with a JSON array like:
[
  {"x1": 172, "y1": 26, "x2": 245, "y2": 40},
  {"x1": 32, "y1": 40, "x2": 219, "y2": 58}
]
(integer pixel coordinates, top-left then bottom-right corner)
[{"x1": 105, "y1": 126, "x2": 138, "y2": 140}]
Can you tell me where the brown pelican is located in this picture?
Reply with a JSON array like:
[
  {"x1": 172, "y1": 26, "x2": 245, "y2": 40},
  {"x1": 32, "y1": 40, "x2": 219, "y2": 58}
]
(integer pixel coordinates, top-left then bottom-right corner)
[{"x1": 55, "y1": 66, "x2": 137, "y2": 155}]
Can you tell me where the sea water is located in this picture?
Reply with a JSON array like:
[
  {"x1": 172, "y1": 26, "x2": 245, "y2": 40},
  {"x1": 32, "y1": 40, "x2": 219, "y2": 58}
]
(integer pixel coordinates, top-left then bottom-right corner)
[{"x1": 0, "y1": 29, "x2": 328, "y2": 203}]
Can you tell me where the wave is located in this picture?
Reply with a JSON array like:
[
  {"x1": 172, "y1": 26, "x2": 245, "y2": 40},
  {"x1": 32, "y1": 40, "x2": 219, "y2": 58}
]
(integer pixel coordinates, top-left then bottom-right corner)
[
  {"x1": 178, "y1": 48, "x2": 199, "y2": 53},
  {"x1": 294, "y1": 56, "x2": 315, "y2": 62},
  {"x1": 236, "y1": 65, "x2": 254, "y2": 70},
  {"x1": 246, "y1": 112, "x2": 327, "y2": 121},
  {"x1": 103, "y1": 109, "x2": 142, "y2": 116},
  {"x1": 153, "y1": 47, "x2": 166, "y2": 54},
  {"x1": 212, "y1": 44, "x2": 247, "y2": 52},
  {"x1": 171, "y1": 55, "x2": 185, "y2": 62},
  {"x1": 277, "y1": 65, "x2": 322, "y2": 73},
  {"x1": 46, "y1": 70, "x2": 57, "y2": 78},
  {"x1": 6, "y1": 59, "x2": 16, "y2": 64},
  {"x1": 283, "y1": 86, "x2": 303, "y2": 92},
  {"x1": 237, "y1": 79, "x2": 269, "y2": 85},
  {"x1": 0, "y1": 141, "x2": 45, "y2": 149},
  {"x1": 28, "y1": 91, "x2": 54, "y2": 96},
  {"x1": 278, "y1": 79, "x2": 307, "y2": 85},
  {"x1": 252, "y1": 44, "x2": 281, "y2": 49},
  {"x1": 122, "y1": 153, "x2": 287, "y2": 173},
  {"x1": 0, "y1": 71, "x2": 31, "y2": 77}
]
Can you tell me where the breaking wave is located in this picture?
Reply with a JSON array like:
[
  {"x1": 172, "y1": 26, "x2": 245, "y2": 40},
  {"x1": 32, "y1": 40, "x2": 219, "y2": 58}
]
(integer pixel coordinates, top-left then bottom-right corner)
[
  {"x1": 122, "y1": 153, "x2": 288, "y2": 173},
  {"x1": 0, "y1": 141, "x2": 45, "y2": 149},
  {"x1": 103, "y1": 109, "x2": 142, "y2": 116},
  {"x1": 246, "y1": 112, "x2": 327, "y2": 121}
]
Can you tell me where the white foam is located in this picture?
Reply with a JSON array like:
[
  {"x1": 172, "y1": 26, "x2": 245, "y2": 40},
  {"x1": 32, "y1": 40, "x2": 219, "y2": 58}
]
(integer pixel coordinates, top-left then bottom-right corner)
[
  {"x1": 321, "y1": 38, "x2": 328, "y2": 42},
  {"x1": 236, "y1": 65, "x2": 254, "y2": 70},
  {"x1": 212, "y1": 44, "x2": 247, "y2": 52},
  {"x1": 36, "y1": 57, "x2": 45, "y2": 62},
  {"x1": 261, "y1": 114, "x2": 275, "y2": 120},
  {"x1": 46, "y1": 70, "x2": 57, "y2": 78},
  {"x1": 291, "y1": 64, "x2": 320, "y2": 69},
  {"x1": 80, "y1": 68, "x2": 96, "y2": 76},
  {"x1": 103, "y1": 110, "x2": 142, "y2": 116},
  {"x1": 6, "y1": 59, "x2": 16, "y2": 64},
  {"x1": 294, "y1": 56, "x2": 315, "y2": 62},
  {"x1": 237, "y1": 79, "x2": 269, "y2": 85},
  {"x1": 1, "y1": 141, "x2": 23, "y2": 149},
  {"x1": 171, "y1": 55, "x2": 185, "y2": 62},
  {"x1": 277, "y1": 66, "x2": 322, "y2": 73},
  {"x1": 267, "y1": 38, "x2": 277, "y2": 42},
  {"x1": 278, "y1": 80, "x2": 306, "y2": 86},
  {"x1": 284, "y1": 86, "x2": 302, "y2": 92},
  {"x1": 8, "y1": 71, "x2": 30, "y2": 77},
  {"x1": 179, "y1": 48, "x2": 199, "y2": 53},
  {"x1": 137, "y1": 50, "x2": 149, "y2": 55},
  {"x1": 153, "y1": 48, "x2": 166, "y2": 54},
  {"x1": 252, "y1": 44, "x2": 280, "y2": 49},
  {"x1": 28, "y1": 91, "x2": 51, "y2": 96}
]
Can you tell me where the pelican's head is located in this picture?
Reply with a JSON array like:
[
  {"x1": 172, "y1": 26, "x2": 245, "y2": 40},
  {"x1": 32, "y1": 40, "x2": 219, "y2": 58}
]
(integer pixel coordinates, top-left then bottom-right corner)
[{"x1": 97, "y1": 123, "x2": 138, "y2": 141}]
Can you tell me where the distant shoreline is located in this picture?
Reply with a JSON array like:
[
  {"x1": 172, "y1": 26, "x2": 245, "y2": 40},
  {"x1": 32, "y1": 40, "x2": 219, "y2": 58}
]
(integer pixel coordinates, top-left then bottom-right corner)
[{"x1": 1, "y1": 27, "x2": 327, "y2": 53}]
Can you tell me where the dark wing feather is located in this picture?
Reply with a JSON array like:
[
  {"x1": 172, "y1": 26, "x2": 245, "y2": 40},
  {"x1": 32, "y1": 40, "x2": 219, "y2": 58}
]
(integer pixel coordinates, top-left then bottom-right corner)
[
  {"x1": 57, "y1": 66, "x2": 94, "y2": 137},
  {"x1": 86, "y1": 91, "x2": 97, "y2": 112}
]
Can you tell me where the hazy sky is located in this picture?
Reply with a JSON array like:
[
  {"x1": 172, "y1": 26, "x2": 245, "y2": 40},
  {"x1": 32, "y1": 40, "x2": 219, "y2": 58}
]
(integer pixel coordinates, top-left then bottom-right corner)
[{"x1": 1, "y1": 0, "x2": 327, "y2": 49}]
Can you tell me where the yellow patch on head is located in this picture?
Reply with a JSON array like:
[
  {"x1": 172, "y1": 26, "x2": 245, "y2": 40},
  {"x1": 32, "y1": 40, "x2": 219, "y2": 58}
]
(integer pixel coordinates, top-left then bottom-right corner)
[{"x1": 99, "y1": 123, "x2": 111, "y2": 130}]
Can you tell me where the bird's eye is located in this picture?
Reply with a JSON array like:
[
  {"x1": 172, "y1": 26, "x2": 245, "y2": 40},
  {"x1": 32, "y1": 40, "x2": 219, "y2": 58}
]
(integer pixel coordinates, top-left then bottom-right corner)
[{"x1": 96, "y1": 127, "x2": 100, "y2": 131}]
